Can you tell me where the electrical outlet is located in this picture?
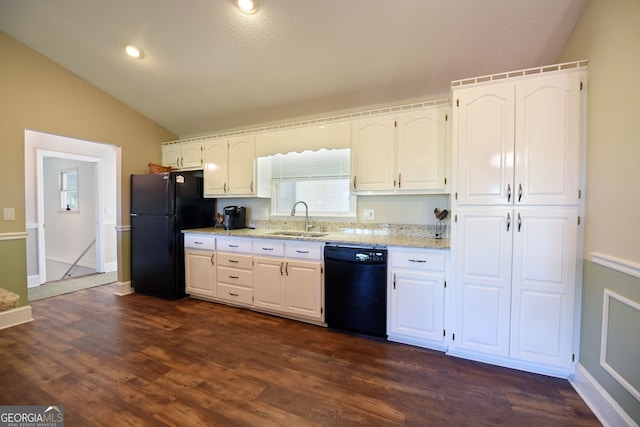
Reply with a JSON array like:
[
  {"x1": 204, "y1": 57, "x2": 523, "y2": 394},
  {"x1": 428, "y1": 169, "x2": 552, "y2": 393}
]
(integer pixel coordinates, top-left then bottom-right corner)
[
  {"x1": 259, "y1": 208, "x2": 269, "y2": 219},
  {"x1": 363, "y1": 209, "x2": 374, "y2": 220},
  {"x1": 3, "y1": 207, "x2": 15, "y2": 221}
]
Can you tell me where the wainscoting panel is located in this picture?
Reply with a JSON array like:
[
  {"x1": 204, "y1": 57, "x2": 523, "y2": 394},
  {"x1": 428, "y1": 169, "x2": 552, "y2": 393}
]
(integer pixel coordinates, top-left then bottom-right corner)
[{"x1": 601, "y1": 289, "x2": 640, "y2": 403}]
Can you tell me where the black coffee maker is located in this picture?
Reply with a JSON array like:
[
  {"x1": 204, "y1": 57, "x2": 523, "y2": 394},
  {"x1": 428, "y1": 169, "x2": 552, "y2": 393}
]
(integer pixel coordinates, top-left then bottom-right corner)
[{"x1": 223, "y1": 206, "x2": 247, "y2": 230}]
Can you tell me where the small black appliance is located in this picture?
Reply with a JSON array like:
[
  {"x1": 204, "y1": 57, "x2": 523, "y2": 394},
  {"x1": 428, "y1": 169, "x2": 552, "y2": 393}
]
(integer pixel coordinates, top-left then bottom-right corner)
[{"x1": 223, "y1": 206, "x2": 247, "y2": 230}]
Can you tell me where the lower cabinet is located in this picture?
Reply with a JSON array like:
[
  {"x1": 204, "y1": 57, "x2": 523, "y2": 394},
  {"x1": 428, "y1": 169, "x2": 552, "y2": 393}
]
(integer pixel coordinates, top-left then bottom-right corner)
[
  {"x1": 450, "y1": 207, "x2": 579, "y2": 376},
  {"x1": 216, "y1": 237, "x2": 254, "y2": 307},
  {"x1": 254, "y1": 239, "x2": 324, "y2": 323},
  {"x1": 184, "y1": 234, "x2": 216, "y2": 299},
  {"x1": 387, "y1": 247, "x2": 447, "y2": 351}
]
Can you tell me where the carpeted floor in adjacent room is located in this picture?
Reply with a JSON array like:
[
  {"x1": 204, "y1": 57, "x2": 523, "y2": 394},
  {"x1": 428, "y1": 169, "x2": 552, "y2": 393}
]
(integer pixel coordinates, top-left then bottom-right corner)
[{"x1": 28, "y1": 271, "x2": 117, "y2": 301}]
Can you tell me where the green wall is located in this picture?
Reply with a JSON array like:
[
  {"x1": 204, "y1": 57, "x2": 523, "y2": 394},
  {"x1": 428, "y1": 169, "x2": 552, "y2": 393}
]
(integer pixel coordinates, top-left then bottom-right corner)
[
  {"x1": 581, "y1": 261, "x2": 640, "y2": 422},
  {"x1": 0, "y1": 239, "x2": 27, "y2": 308}
]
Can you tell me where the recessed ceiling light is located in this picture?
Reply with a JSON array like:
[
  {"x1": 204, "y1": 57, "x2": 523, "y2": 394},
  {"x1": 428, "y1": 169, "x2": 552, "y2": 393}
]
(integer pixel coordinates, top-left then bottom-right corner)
[
  {"x1": 124, "y1": 44, "x2": 144, "y2": 59},
  {"x1": 235, "y1": 0, "x2": 258, "y2": 14}
]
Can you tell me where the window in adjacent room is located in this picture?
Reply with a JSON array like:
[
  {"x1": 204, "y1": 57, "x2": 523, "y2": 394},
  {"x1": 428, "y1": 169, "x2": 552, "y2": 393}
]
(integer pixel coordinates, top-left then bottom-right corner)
[
  {"x1": 269, "y1": 148, "x2": 355, "y2": 218},
  {"x1": 59, "y1": 169, "x2": 78, "y2": 211}
]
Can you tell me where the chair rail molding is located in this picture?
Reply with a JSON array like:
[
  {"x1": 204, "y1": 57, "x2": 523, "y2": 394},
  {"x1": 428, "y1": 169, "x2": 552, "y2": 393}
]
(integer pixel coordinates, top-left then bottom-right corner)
[{"x1": 591, "y1": 252, "x2": 640, "y2": 280}]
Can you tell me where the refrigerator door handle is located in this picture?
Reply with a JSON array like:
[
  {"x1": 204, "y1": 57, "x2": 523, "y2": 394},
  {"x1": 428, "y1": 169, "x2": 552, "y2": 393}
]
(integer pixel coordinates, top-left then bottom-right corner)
[{"x1": 167, "y1": 217, "x2": 174, "y2": 255}]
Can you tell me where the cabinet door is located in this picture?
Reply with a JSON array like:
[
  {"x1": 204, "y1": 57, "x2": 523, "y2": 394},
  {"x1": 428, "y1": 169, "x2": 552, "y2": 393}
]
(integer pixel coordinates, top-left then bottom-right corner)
[
  {"x1": 203, "y1": 140, "x2": 228, "y2": 196},
  {"x1": 351, "y1": 116, "x2": 396, "y2": 191},
  {"x1": 510, "y1": 208, "x2": 578, "y2": 368},
  {"x1": 396, "y1": 107, "x2": 447, "y2": 191},
  {"x1": 162, "y1": 145, "x2": 181, "y2": 169},
  {"x1": 228, "y1": 136, "x2": 256, "y2": 195},
  {"x1": 185, "y1": 250, "x2": 216, "y2": 297},
  {"x1": 453, "y1": 208, "x2": 513, "y2": 356},
  {"x1": 254, "y1": 256, "x2": 285, "y2": 311},
  {"x1": 390, "y1": 270, "x2": 445, "y2": 342},
  {"x1": 515, "y1": 73, "x2": 582, "y2": 206},
  {"x1": 180, "y1": 142, "x2": 203, "y2": 170},
  {"x1": 284, "y1": 260, "x2": 323, "y2": 320},
  {"x1": 454, "y1": 83, "x2": 515, "y2": 205}
]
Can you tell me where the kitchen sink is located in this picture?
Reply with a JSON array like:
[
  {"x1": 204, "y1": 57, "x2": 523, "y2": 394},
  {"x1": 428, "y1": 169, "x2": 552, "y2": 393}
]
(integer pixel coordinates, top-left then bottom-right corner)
[{"x1": 267, "y1": 231, "x2": 329, "y2": 238}]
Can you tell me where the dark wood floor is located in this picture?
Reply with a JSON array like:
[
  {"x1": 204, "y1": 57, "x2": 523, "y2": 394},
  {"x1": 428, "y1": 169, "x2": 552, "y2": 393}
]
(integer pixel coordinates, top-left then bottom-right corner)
[{"x1": 1, "y1": 285, "x2": 599, "y2": 426}]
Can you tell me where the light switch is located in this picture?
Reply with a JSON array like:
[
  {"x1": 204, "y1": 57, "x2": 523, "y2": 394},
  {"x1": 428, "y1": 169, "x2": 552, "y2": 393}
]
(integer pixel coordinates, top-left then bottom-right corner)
[
  {"x1": 363, "y1": 209, "x2": 374, "y2": 220},
  {"x1": 3, "y1": 208, "x2": 15, "y2": 221}
]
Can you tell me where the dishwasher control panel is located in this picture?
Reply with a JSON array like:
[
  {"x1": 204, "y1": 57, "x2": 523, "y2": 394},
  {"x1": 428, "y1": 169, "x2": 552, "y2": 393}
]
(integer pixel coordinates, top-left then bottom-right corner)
[{"x1": 355, "y1": 251, "x2": 386, "y2": 262}]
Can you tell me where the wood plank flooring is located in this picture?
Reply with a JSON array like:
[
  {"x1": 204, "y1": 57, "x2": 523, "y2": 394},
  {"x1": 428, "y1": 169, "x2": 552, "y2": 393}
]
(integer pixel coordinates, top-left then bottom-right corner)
[{"x1": 1, "y1": 285, "x2": 600, "y2": 426}]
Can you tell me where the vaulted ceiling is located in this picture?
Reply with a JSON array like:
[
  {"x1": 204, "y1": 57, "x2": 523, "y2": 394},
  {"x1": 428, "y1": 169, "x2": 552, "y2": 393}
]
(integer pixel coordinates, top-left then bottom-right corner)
[{"x1": 0, "y1": 0, "x2": 588, "y2": 137}]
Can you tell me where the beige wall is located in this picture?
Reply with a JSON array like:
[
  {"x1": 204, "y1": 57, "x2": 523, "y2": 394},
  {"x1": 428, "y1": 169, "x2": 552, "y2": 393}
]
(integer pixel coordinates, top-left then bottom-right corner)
[
  {"x1": 559, "y1": 1, "x2": 640, "y2": 422},
  {"x1": 559, "y1": 0, "x2": 640, "y2": 263},
  {"x1": 0, "y1": 30, "x2": 176, "y2": 305}
]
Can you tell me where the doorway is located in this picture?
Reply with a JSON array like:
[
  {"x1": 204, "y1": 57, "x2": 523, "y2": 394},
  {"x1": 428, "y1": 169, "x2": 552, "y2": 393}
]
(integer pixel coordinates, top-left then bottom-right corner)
[
  {"x1": 24, "y1": 130, "x2": 118, "y2": 290},
  {"x1": 40, "y1": 153, "x2": 99, "y2": 282}
]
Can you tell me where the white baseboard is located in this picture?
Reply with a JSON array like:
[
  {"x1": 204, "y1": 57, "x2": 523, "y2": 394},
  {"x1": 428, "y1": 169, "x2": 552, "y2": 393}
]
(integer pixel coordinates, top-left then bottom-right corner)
[
  {"x1": 570, "y1": 363, "x2": 638, "y2": 427},
  {"x1": 113, "y1": 281, "x2": 133, "y2": 296},
  {"x1": 27, "y1": 274, "x2": 41, "y2": 288},
  {"x1": 0, "y1": 305, "x2": 33, "y2": 330},
  {"x1": 103, "y1": 261, "x2": 117, "y2": 273}
]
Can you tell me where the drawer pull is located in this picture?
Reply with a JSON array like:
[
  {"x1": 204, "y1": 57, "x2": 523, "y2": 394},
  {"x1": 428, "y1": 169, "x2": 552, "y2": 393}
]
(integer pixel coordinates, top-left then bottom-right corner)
[
  {"x1": 228, "y1": 259, "x2": 239, "y2": 263},
  {"x1": 296, "y1": 250, "x2": 310, "y2": 254},
  {"x1": 228, "y1": 292, "x2": 239, "y2": 297},
  {"x1": 194, "y1": 241, "x2": 203, "y2": 245},
  {"x1": 262, "y1": 247, "x2": 274, "y2": 251},
  {"x1": 229, "y1": 275, "x2": 239, "y2": 279},
  {"x1": 228, "y1": 244, "x2": 239, "y2": 248},
  {"x1": 409, "y1": 259, "x2": 427, "y2": 263}
]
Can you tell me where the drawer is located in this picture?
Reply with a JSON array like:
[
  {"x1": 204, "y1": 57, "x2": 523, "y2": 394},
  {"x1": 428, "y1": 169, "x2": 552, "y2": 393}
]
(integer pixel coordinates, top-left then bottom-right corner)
[
  {"x1": 253, "y1": 239, "x2": 285, "y2": 257},
  {"x1": 217, "y1": 253, "x2": 253, "y2": 269},
  {"x1": 184, "y1": 234, "x2": 215, "y2": 251},
  {"x1": 217, "y1": 283, "x2": 253, "y2": 305},
  {"x1": 217, "y1": 237, "x2": 252, "y2": 253},
  {"x1": 285, "y1": 242, "x2": 323, "y2": 260},
  {"x1": 390, "y1": 249, "x2": 446, "y2": 272},
  {"x1": 217, "y1": 266, "x2": 253, "y2": 287}
]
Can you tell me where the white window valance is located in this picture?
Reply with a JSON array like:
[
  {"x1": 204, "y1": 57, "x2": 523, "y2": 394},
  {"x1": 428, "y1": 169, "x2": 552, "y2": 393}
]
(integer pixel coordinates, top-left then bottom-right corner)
[{"x1": 255, "y1": 121, "x2": 350, "y2": 157}]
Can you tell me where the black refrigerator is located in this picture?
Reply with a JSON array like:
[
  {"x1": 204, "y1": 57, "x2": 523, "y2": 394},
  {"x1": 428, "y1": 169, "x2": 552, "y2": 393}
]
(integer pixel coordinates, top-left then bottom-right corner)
[{"x1": 130, "y1": 171, "x2": 215, "y2": 299}]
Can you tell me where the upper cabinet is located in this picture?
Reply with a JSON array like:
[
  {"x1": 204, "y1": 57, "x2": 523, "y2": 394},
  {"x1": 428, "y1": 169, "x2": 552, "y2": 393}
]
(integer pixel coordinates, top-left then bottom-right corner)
[
  {"x1": 203, "y1": 136, "x2": 256, "y2": 197},
  {"x1": 351, "y1": 105, "x2": 448, "y2": 194},
  {"x1": 453, "y1": 72, "x2": 583, "y2": 206},
  {"x1": 162, "y1": 141, "x2": 203, "y2": 170}
]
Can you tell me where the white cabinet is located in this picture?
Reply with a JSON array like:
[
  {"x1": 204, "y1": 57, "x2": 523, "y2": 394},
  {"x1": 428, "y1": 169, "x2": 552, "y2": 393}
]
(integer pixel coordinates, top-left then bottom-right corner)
[
  {"x1": 253, "y1": 239, "x2": 286, "y2": 312},
  {"x1": 351, "y1": 115, "x2": 395, "y2": 191},
  {"x1": 184, "y1": 234, "x2": 216, "y2": 299},
  {"x1": 450, "y1": 64, "x2": 586, "y2": 376},
  {"x1": 253, "y1": 239, "x2": 324, "y2": 323},
  {"x1": 509, "y1": 208, "x2": 578, "y2": 368},
  {"x1": 454, "y1": 73, "x2": 582, "y2": 206},
  {"x1": 216, "y1": 237, "x2": 253, "y2": 307},
  {"x1": 452, "y1": 207, "x2": 578, "y2": 368},
  {"x1": 162, "y1": 142, "x2": 203, "y2": 170},
  {"x1": 203, "y1": 136, "x2": 256, "y2": 197},
  {"x1": 351, "y1": 106, "x2": 447, "y2": 194},
  {"x1": 451, "y1": 209, "x2": 514, "y2": 357},
  {"x1": 388, "y1": 247, "x2": 447, "y2": 350}
]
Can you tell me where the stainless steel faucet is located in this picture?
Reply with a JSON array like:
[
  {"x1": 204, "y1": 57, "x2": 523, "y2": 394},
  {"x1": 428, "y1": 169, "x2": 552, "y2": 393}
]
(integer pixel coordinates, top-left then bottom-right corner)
[{"x1": 290, "y1": 201, "x2": 313, "y2": 232}]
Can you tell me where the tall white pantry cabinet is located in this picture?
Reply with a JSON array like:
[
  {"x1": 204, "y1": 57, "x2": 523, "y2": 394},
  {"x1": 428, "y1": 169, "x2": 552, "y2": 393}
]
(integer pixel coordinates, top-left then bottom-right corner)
[{"x1": 449, "y1": 64, "x2": 586, "y2": 377}]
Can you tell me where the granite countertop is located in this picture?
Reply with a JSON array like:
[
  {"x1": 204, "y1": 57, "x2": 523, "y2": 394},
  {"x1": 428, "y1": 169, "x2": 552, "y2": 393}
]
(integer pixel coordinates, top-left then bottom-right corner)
[{"x1": 182, "y1": 226, "x2": 450, "y2": 250}]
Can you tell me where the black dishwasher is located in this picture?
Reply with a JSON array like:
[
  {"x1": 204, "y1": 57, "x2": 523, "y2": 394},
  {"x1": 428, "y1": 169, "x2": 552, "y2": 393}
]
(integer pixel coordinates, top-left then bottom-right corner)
[{"x1": 324, "y1": 245, "x2": 388, "y2": 338}]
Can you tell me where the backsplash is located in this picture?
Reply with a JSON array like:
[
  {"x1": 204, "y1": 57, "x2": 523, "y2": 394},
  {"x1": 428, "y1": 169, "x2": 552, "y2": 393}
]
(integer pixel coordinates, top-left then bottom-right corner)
[{"x1": 248, "y1": 219, "x2": 449, "y2": 239}]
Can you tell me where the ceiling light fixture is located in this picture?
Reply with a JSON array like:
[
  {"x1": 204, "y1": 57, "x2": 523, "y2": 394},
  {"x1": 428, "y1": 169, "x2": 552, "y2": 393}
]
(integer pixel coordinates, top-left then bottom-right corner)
[
  {"x1": 124, "y1": 44, "x2": 144, "y2": 59},
  {"x1": 235, "y1": 0, "x2": 258, "y2": 14}
]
